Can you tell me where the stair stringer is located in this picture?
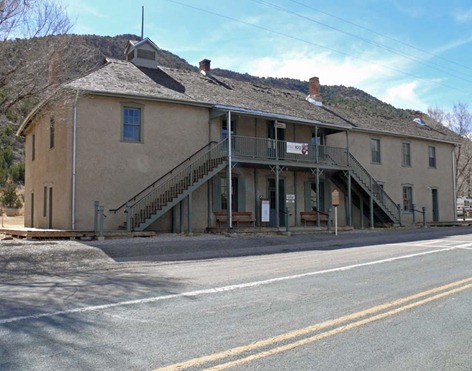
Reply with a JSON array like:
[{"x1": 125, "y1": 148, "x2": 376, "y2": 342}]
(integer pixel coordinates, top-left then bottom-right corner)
[{"x1": 135, "y1": 161, "x2": 228, "y2": 231}]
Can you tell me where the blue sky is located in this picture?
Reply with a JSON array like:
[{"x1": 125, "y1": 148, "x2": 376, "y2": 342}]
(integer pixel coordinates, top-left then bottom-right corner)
[{"x1": 62, "y1": 0, "x2": 472, "y2": 112}]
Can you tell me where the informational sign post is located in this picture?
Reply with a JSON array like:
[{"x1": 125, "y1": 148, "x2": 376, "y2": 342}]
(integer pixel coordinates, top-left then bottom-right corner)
[
  {"x1": 261, "y1": 199, "x2": 270, "y2": 223},
  {"x1": 332, "y1": 190, "x2": 340, "y2": 236}
]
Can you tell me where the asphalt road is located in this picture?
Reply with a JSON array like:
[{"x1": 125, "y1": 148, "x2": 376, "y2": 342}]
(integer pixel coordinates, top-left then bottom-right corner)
[{"x1": 1, "y1": 228, "x2": 472, "y2": 370}]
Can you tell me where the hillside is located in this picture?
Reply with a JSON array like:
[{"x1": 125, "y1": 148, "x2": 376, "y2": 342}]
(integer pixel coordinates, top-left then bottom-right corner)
[{"x1": 0, "y1": 33, "x2": 419, "y2": 185}]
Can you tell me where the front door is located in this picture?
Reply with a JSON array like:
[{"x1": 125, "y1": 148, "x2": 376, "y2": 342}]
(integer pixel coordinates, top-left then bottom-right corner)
[
  {"x1": 432, "y1": 189, "x2": 439, "y2": 222},
  {"x1": 268, "y1": 178, "x2": 285, "y2": 227},
  {"x1": 48, "y1": 187, "x2": 53, "y2": 229},
  {"x1": 267, "y1": 121, "x2": 285, "y2": 158}
]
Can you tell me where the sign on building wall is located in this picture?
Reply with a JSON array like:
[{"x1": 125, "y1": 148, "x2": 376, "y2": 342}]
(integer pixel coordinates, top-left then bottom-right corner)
[
  {"x1": 261, "y1": 199, "x2": 270, "y2": 222},
  {"x1": 287, "y1": 142, "x2": 309, "y2": 155},
  {"x1": 286, "y1": 194, "x2": 295, "y2": 203}
]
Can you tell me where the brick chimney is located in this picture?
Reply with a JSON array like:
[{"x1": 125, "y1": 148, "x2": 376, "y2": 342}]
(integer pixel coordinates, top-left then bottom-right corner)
[
  {"x1": 199, "y1": 59, "x2": 211, "y2": 75},
  {"x1": 307, "y1": 76, "x2": 322, "y2": 106},
  {"x1": 48, "y1": 51, "x2": 60, "y2": 87}
]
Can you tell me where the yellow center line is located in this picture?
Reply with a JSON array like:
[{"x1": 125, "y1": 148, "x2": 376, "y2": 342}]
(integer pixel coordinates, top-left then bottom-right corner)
[
  {"x1": 155, "y1": 277, "x2": 472, "y2": 371},
  {"x1": 208, "y1": 283, "x2": 472, "y2": 370}
]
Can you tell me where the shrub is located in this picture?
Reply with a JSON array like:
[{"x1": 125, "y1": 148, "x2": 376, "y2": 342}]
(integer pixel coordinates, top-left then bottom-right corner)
[{"x1": 1, "y1": 179, "x2": 23, "y2": 209}]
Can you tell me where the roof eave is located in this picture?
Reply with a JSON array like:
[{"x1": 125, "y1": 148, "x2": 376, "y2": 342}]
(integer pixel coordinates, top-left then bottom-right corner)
[
  {"x1": 212, "y1": 104, "x2": 352, "y2": 131},
  {"x1": 351, "y1": 126, "x2": 459, "y2": 145}
]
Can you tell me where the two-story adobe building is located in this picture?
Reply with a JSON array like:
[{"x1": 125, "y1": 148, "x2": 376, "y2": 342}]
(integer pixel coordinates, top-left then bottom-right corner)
[{"x1": 17, "y1": 38, "x2": 459, "y2": 233}]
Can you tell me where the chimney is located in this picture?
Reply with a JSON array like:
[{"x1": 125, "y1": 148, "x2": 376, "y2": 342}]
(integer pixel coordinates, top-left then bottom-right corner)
[
  {"x1": 306, "y1": 76, "x2": 322, "y2": 106},
  {"x1": 48, "y1": 51, "x2": 60, "y2": 87},
  {"x1": 199, "y1": 59, "x2": 211, "y2": 75}
]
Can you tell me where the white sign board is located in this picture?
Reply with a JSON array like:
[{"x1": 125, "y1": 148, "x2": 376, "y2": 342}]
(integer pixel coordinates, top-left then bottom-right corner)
[
  {"x1": 332, "y1": 190, "x2": 340, "y2": 206},
  {"x1": 286, "y1": 194, "x2": 295, "y2": 203},
  {"x1": 261, "y1": 199, "x2": 270, "y2": 222},
  {"x1": 287, "y1": 142, "x2": 309, "y2": 155}
]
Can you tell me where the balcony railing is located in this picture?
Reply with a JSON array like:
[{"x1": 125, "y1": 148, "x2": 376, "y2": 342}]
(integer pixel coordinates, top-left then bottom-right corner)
[{"x1": 231, "y1": 135, "x2": 349, "y2": 167}]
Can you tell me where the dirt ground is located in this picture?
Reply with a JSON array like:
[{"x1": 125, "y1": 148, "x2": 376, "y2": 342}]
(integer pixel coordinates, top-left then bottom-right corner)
[{"x1": 0, "y1": 213, "x2": 24, "y2": 228}]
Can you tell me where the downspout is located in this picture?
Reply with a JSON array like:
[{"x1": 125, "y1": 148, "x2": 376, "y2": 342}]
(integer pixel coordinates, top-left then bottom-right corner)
[{"x1": 71, "y1": 90, "x2": 79, "y2": 230}]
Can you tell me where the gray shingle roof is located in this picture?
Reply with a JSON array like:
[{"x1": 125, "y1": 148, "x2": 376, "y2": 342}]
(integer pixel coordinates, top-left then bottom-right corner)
[{"x1": 65, "y1": 60, "x2": 459, "y2": 143}]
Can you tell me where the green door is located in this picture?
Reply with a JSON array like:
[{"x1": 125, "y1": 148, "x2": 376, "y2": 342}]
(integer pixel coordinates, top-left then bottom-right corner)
[{"x1": 268, "y1": 178, "x2": 285, "y2": 227}]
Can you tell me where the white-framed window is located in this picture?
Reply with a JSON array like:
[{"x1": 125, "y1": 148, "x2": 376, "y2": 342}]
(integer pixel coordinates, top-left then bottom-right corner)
[
  {"x1": 371, "y1": 138, "x2": 381, "y2": 163},
  {"x1": 122, "y1": 104, "x2": 143, "y2": 143},
  {"x1": 402, "y1": 185, "x2": 413, "y2": 211},
  {"x1": 402, "y1": 142, "x2": 411, "y2": 167},
  {"x1": 137, "y1": 49, "x2": 156, "y2": 60},
  {"x1": 428, "y1": 146, "x2": 436, "y2": 168}
]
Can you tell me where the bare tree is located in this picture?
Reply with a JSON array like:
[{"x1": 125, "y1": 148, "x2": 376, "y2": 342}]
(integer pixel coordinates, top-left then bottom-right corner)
[
  {"x1": 0, "y1": 1, "x2": 87, "y2": 117},
  {"x1": 428, "y1": 103, "x2": 472, "y2": 197},
  {"x1": 0, "y1": 0, "x2": 71, "y2": 40}
]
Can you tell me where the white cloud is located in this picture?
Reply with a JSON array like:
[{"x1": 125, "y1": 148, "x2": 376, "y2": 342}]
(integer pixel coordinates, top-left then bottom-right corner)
[
  {"x1": 62, "y1": 0, "x2": 106, "y2": 19},
  {"x1": 455, "y1": 8, "x2": 472, "y2": 23},
  {"x1": 378, "y1": 80, "x2": 428, "y2": 110}
]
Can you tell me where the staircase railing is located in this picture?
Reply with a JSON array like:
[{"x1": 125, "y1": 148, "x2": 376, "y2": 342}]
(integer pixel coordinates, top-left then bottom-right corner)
[
  {"x1": 127, "y1": 139, "x2": 228, "y2": 230},
  {"x1": 348, "y1": 153, "x2": 400, "y2": 222},
  {"x1": 110, "y1": 141, "x2": 219, "y2": 214}
]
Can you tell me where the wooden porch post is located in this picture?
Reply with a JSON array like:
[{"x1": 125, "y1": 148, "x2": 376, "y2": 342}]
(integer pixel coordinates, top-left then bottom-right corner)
[
  {"x1": 227, "y1": 111, "x2": 233, "y2": 229},
  {"x1": 369, "y1": 176, "x2": 374, "y2": 229},
  {"x1": 187, "y1": 193, "x2": 193, "y2": 235},
  {"x1": 360, "y1": 199, "x2": 364, "y2": 229},
  {"x1": 180, "y1": 200, "x2": 184, "y2": 234},
  {"x1": 275, "y1": 120, "x2": 280, "y2": 228},
  {"x1": 316, "y1": 168, "x2": 321, "y2": 227},
  {"x1": 347, "y1": 172, "x2": 352, "y2": 226}
]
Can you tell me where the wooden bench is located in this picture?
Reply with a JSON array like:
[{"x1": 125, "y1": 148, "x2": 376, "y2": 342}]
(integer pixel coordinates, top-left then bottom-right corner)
[
  {"x1": 300, "y1": 211, "x2": 329, "y2": 226},
  {"x1": 214, "y1": 211, "x2": 256, "y2": 227}
]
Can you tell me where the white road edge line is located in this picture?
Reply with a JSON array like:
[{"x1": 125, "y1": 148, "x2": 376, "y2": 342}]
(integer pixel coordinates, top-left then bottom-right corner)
[{"x1": 0, "y1": 246, "x2": 459, "y2": 325}]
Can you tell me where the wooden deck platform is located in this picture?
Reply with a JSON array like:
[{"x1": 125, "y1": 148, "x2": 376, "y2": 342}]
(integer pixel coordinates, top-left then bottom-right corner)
[{"x1": 0, "y1": 228, "x2": 156, "y2": 240}]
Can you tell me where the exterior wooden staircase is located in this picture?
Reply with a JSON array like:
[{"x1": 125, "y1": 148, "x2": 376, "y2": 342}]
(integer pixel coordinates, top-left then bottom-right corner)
[
  {"x1": 331, "y1": 153, "x2": 401, "y2": 226},
  {"x1": 113, "y1": 140, "x2": 228, "y2": 231}
]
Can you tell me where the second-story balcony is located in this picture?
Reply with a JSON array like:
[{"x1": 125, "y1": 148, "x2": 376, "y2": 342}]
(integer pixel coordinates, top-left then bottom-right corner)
[{"x1": 230, "y1": 135, "x2": 349, "y2": 169}]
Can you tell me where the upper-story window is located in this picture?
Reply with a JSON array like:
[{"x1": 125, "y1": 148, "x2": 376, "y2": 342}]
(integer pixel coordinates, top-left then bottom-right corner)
[
  {"x1": 221, "y1": 119, "x2": 236, "y2": 140},
  {"x1": 428, "y1": 146, "x2": 436, "y2": 168},
  {"x1": 122, "y1": 105, "x2": 143, "y2": 143},
  {"x1": 402, "y1": 142, "x2": 411, "y2": 167},
  {"x1": 371, "y1": 138, "x2": 381, "y2": 164},
  {"x1": 137, "y1": 49, "x2": 156, "y2": 60},
  {"x1": 32, "y1": 134, "x2": 36, "y2": 161},
  {"x1": 49, "y1": 116, "x2": 55, "y2": 149}
]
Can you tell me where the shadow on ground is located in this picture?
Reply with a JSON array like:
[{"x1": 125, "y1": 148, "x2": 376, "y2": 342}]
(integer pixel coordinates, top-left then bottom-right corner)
[{"x1": 88, "y1": 226, "x2": 472, "y2": 262}]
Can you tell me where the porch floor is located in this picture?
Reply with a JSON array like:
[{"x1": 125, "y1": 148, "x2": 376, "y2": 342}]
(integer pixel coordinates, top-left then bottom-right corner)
[
  {"x1": 0, "y1": 227, "x2": 156, "y2": 240},
  {"x1": 206, "y1": 225, "x2": 354, "y2": 235}
]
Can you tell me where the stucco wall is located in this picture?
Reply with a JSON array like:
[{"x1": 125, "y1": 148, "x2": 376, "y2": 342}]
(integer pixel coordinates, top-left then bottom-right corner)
[
  {"x1": 23, "y1": 103, "x2": 72, "y2": 229},
  {"x1": 74, "y1": 95, "x2": 210, "y2": 231},
  {"x1": 328, "y1": 130, "x2": 456, "y2": 223}
]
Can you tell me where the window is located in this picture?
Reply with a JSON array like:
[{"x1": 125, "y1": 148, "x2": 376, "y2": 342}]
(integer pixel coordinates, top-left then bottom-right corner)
[
  {"x1": 402, "y1": 186, "x2": 413, "y2": 211},
  {"x1": 32, "y1": 134, "x2": 36, "y2": 161},
  {"x1": 49, "y1": 116, "x2": 55, "y2": 149},
  {"x1": 31, "y1": 192, "x2": 34, "y2": 227},
  {"x1": 137, "y1": 49, "x2": 156, "y2": 60},
  {"x1": 371, "y1": 138, "x2": 381, "y2": 163},
  {"x1": 428, "y1": 146, "x2": 436, "y2": 168},
  {"x1": 122, "y1": 105, "x2": 142, "y2": 142},
  {"x1": 221, "y1": 119, "x2": 236, "y2": 140},
  {"x1": 220, "y1": 175, "x2": 238, "y2": 211},
  {"x1": 402, "y1": 143, "x2": 411, "y2": 166},
  {"x1": 43, "y1": 186, "x2": 47, "y2": 217}
]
